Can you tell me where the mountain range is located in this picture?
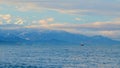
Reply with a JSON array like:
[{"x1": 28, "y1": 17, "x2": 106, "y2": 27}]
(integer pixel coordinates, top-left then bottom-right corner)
[{"x1": 0, "y1": 28, "x2": 120, "y2": 46}]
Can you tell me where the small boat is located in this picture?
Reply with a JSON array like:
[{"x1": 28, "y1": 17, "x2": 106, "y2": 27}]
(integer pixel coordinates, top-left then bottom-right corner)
[{"x1": 80, "y1": 43, "x2": 84, "y2": 46}]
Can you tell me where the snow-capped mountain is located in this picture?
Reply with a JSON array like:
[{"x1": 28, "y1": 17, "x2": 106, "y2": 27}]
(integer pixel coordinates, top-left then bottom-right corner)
[{"x1": 0, "y1": 28, "x2": 120, "y2": 45}]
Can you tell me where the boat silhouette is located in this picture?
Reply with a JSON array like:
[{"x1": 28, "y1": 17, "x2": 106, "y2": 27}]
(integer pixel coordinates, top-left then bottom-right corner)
[{"x1": 80, "y1": 43, "x2": 84, "y2": 46}]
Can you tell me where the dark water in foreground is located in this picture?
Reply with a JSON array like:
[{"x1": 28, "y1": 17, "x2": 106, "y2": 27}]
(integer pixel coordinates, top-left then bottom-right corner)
[{"x1": 0, "y1": 45, "x2": 120, "y2": 68}]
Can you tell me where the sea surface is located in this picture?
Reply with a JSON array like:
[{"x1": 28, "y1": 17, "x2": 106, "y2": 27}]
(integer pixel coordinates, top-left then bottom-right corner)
[{"x1": 0, "y1": 45, "x2": 120, "y2": 68}]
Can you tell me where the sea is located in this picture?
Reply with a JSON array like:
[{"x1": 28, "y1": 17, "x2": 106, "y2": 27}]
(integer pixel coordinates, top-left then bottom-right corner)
[{"x1": 0, "y1": 45, "x2": 120, "y2": 68}]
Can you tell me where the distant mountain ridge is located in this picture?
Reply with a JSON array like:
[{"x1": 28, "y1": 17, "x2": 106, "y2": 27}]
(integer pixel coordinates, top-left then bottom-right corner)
[{"x1": 0, "y1": 28, "x2": 120, "y2": 45}]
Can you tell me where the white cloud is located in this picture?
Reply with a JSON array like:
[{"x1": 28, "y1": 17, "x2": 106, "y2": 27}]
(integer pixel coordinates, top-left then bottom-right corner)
[
  {"x1": 6, "y1": 19, "x2": 11, "y2": 23},
  {"x1": 38, "y1": 18, "x2": 54, "y2": 25},
  {"x1": 46, "y1": 18, "x2": 54, "y2": 22},
  {"x1": 1, "y1": 14, "x2": 11, "y2": 20},
  {"x1": 39, "y1": 19, "x2": 47, "y2": 25},
  {"x1": 32, "y1": 20, "x2": 37, "y2": 24},
  {"x1": 1, "y1": 0, "x2": 120, "y2": 16},
  {"x1": 25, "y1": 20, "x2": 120, "y2": 31},
  {"x1": 0, "y1": 20, "x2": 2, "y2": 25},
  {"x1": 0, "y1": 14, "x2": 12, "y2": 24},
  {"x1": 75, "y1": 18, "x2": 82, "y2": 21},
  {"x1": 14, "y1": 18, "x2": 24, "y2": 25},
  {"x1": 15, "y1": 3, "x2": 41, "y2": 12}
]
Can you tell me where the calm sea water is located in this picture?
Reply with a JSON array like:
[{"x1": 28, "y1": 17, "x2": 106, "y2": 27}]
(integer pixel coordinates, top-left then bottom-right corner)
[{"x1": 0, "y1": 45, "x2": 120, "y2": 68}]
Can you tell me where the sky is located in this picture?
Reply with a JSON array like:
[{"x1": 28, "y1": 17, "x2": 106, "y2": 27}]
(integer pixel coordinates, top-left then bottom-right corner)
[{"x1": 0, "y1": 0, "x2": 120, "y2": 40}]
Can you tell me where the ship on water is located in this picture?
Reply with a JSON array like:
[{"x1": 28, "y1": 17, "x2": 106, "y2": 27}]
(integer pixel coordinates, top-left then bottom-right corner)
[{"x1": 80, "y1": 43, "x2": 84, "y2": 46}]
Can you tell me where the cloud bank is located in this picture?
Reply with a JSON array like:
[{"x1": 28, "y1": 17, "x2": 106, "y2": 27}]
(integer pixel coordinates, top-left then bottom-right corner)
[
  {"x1": 1, "y1": 0, "x2": 120, "y2": 16},
  {"x1": 0, "y1": 0, "x2": 120, "y2": 40}
]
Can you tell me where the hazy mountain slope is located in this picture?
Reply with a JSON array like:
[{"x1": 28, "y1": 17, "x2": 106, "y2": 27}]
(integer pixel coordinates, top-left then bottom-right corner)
[{"x1": 0, "y1": 29, "x2": 120, "y2": 45}]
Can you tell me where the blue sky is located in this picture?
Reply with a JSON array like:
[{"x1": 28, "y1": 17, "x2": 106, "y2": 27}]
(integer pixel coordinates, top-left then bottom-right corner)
[{"x1": 0, "y1": 0, "x2": 120, "y2": 40}]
